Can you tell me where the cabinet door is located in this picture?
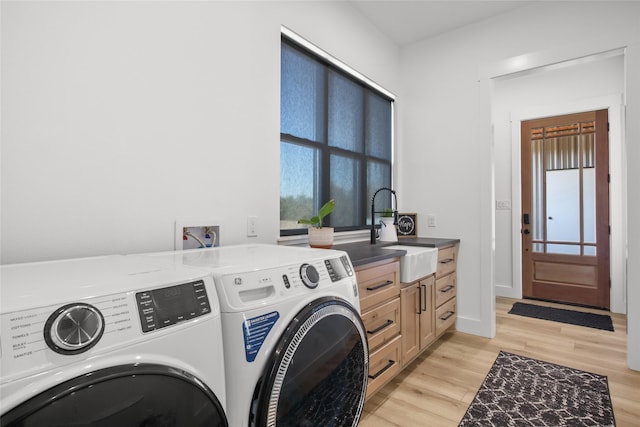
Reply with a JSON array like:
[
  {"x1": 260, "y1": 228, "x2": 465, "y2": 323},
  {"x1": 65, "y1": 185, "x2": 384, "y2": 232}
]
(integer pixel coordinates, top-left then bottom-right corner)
[
  {"x1": 400, "y1": 284, "x2": 419, "y2": 366},
  {"x1": 419, "y1": 279, "x2": 435, "y2": 350}
]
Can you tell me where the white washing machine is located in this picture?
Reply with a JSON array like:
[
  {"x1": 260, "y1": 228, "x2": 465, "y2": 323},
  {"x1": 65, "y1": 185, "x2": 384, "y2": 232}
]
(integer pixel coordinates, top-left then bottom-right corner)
[
  {"x1": 138, "y1": 244, "x2": 369, "y2": 427},
  {"x1": 0, "y1": 254, "x2": 228, "y2": 426}
]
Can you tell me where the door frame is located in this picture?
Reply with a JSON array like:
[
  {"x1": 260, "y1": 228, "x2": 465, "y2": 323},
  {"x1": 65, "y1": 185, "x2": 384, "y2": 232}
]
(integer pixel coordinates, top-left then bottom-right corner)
[{"x1": 507, "y1": 94, "x2": 626, "y2": 313}]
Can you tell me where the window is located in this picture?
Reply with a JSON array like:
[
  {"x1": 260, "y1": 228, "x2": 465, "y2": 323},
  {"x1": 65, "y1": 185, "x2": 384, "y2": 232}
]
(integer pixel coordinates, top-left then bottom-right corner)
[{"x1": 280, "y1": 33, "x2": 394, "y2": 235}]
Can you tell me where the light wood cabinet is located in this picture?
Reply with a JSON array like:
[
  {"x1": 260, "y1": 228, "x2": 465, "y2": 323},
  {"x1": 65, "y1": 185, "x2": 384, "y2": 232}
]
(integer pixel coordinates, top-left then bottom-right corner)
[
  {"x1": 434, "y1": 244, "x2": 458, "y2": 337},
  {"x1": 400, "y1": 275, "x2": 435, "y2": 366},
  {"x1": 355, "y1": 259, "x2": 401, "y2": 399},
  {"x1": 357, "y1": 242, "x2": 459, "y2": 400}
]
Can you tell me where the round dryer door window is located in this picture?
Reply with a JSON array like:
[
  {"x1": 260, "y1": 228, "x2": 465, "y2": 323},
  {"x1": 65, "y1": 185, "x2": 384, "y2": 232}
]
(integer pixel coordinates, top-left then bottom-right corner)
[
  {"x1": 251, "y1": 297, "x2": 368, "y2": 427},
  {"x1": 1, "y1": 364, "x2": 228, "y2": 427}
]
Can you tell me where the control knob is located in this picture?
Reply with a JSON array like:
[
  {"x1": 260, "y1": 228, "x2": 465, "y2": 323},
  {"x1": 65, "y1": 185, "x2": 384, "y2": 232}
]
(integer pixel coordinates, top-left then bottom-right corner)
[
  {"x1": 299, "y1": 263, "x2": 320, "y2": 289},
  {"x1": 44, "y1": 303, "x2": 105, "y2": 355}
]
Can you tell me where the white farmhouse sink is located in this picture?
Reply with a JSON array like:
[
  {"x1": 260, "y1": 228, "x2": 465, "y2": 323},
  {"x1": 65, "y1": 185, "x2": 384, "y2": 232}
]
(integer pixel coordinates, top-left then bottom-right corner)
[{"x1": 380, "y1": 245, "x2": 438, "y2": 283}]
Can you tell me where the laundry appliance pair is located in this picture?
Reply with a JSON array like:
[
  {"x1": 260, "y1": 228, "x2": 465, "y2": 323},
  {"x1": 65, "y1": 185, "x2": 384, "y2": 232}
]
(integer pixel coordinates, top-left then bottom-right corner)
[
  {"x1": 138, "y1": 243, "x2": 369, "y2": 427},
  {"x1": 0, "y1": 244, "x2": 370, "y2": 427}
]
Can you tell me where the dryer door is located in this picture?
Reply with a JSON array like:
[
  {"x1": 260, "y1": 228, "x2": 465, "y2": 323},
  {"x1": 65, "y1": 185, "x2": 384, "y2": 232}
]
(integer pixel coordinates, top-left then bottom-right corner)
[
  {"x1": 1, "y1": 364, "x2": 227, "y2": 427},
  {"x1": 251, "y1": 297, "x2": 368, "y2": 427}
]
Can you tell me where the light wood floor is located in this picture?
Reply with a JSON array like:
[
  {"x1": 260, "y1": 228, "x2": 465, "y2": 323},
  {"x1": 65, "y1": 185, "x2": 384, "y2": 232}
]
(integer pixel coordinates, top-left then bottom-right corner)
[{"x1": 360, "y1": 297, "x2": 640, "y2": 426}]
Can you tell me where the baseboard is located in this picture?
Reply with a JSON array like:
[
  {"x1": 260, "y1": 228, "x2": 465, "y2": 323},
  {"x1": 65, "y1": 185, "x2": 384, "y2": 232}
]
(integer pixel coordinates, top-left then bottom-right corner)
[
  {"x1": 496, "y1": 283, "x2": 522, "y2": 299},
  {"x1": 456, "y1": 315, "x2": 495, "y2": 339}
]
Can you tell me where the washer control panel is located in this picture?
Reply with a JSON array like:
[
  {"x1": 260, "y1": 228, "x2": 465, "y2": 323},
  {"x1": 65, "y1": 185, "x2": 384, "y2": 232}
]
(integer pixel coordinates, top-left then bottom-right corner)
[
  {"x1": 1, "y1": 278, "x2": 214, "y2": 384},
  {"x1": 135, "y1": 280, "x2": 211, "y2": 333}
]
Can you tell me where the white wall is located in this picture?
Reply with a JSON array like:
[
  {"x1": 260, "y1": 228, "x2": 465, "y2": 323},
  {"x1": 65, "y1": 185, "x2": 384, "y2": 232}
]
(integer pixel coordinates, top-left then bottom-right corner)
[
  {"x1": 492, "y1": 54, "x2": 625, "y2": 314},
  {"x1": 398, "y1": 1, "x2": 640, "y2": 369},
  {"x1": 3, "y1": 0, "x2": 639, "y2": 371},
  {"x1": 1, "y1": 1, "x2": 399, "y2": 264}
]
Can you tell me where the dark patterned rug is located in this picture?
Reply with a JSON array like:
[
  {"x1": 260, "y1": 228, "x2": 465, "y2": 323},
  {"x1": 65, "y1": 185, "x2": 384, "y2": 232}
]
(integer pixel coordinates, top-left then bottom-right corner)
[
  {"x1": 509, "y1": 302, "x2": 614, "y2": 332},
  {"x1": 459, "y1": 351, "x2": 615, "y2": 426}
]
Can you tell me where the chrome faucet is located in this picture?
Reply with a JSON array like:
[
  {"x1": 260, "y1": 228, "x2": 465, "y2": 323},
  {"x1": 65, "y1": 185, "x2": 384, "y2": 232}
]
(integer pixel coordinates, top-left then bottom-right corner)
[{"x1": 370, "y1": 187, "x2": 398, "y2": 244}]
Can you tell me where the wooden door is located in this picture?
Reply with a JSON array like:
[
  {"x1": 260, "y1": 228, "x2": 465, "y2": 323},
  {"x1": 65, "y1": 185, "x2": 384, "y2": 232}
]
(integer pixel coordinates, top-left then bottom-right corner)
[{"x1": 521, "y1": 110, "x2": 610, "y2": 308}]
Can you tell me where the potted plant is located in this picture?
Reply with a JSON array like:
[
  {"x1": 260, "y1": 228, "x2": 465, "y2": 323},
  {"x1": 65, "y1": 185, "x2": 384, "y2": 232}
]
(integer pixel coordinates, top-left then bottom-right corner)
[
  {"x1": 298, "y1": 199, "x2": 335, "y2": 248},
  {"x1": 381, "y1": 208, "x2": 394, "y2": 218}
]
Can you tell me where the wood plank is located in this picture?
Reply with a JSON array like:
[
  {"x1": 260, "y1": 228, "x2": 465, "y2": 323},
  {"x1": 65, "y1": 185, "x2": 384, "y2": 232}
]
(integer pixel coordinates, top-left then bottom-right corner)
[{"x1": 360, "y1": 297, "x2": 640, "y2": 427}]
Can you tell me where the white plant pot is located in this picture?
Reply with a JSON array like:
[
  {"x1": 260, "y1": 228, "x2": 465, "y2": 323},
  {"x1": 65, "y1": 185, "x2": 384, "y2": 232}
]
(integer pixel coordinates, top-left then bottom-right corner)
[
  {"x1": 308, "y1": 227, "x2": 334, "y2": 249},
  {"x1": 379, "y1": 218, "x2": 398, "y2": 242}
]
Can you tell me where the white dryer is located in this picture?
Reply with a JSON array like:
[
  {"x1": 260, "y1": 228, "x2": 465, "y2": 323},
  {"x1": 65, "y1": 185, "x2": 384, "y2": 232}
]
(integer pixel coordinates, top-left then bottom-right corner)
[
  {"x1": 139, "y1": 244, "x2": 369, "y2": 427},
  {"x1": 0, "y1": 255, "x2": 228, "y2": 426}
]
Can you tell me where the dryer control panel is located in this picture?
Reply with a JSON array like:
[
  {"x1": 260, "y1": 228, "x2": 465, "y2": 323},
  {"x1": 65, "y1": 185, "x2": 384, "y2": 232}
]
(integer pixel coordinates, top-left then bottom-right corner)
[
  {"x1": 217, "y1": 253, "x2": 358, "y2": 312},
  {"x1": 135, "y1": 280, "x2": 211, "y2": 333}
]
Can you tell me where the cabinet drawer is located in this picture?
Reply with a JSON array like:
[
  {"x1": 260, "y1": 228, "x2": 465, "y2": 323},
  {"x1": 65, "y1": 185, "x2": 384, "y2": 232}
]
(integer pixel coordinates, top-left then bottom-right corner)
[
  {"x1": 436, "y1": 245, "x2": 457, "y2": 277},
  {"x1": 435, "y1": 297, "x2": 456, "y2": 337},
  {"x1": 361, "y1": 297, "x2": 401, "y2": 352},
  {"x1": 435, "y1": 272, "x2": 456, "y2": 307},
  {"x1": 366, "y1": 335, "x2": 402, "y2": 399},
  {"x1": 357, "y1": 261, "x2": 400, "y2": 312}
]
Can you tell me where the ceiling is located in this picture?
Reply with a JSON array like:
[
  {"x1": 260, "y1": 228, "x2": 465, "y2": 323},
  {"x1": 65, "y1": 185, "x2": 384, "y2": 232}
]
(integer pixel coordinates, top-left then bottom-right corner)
[{"x1": 349, "y1": 1, "x2": 536, "y2": 47}]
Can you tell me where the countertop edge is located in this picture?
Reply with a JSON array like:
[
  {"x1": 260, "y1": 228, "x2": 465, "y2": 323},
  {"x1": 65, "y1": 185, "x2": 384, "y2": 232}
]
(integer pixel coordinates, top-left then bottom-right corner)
[{"x1": 334, "y1": 237, "x2": 460, "y2": 267}]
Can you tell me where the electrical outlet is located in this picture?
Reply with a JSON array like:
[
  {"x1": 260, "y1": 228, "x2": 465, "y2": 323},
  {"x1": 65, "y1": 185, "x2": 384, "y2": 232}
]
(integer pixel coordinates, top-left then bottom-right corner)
[
  {"x1": 247, "y1": 216, "x2": 258, "y2": 237},
  {"x1": 427, "y1": 214, "x2": 437, "y2": 227},
  {"x1": 175, "y1": 220, "x2": 220, "y2": 250}
]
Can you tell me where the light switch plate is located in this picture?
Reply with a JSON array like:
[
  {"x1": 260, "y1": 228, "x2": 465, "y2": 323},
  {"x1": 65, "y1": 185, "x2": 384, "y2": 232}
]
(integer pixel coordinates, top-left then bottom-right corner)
[{"x1": 496, "y1": 200, "x2": 512, "y2": 210}]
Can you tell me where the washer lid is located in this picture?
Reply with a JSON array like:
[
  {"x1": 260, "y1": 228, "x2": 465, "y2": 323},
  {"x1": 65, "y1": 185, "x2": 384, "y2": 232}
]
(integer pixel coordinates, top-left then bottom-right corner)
[{"x1": 0, "y1": 255, "x2": 212, "y2": 314}]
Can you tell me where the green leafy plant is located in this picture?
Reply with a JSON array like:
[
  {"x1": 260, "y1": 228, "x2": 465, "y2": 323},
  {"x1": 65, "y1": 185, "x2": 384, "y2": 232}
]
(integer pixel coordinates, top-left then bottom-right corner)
[
  {"x1": 381, "y1": 207, "x2": 395, "y2": 217},
  {"x1": 298, "y1": 199, "x2": 335, "y2": 228}
]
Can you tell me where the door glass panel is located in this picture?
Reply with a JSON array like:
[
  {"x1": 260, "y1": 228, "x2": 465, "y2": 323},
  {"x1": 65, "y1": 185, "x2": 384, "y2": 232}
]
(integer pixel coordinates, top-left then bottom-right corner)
[
  {"x1": 584, "y1": 246, "x2": 597, "y2": 256},
  {"x1": 547, "y1": 244, "x2": 580, "y2": 255},
  {"x1": 531, "y1": 136, "x2": 544, "y2": 251},
  {"x1": 546, "y1": 168, "x2": 580, "y2": 244},
  {"x1": 276, "y1": 314, "x2": 366, "y2": 425},
  {"x1": 530, "y1": 120, "x2": 597, "y2": 255},
  {"x1": 583, "y1": 132, "x2": 596, "y2": 244}
]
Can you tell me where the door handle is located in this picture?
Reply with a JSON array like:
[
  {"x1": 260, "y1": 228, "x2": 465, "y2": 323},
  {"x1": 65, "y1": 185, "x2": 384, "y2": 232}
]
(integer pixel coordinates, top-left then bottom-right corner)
[
  {"x1": 522, "y1": 229, "x2": 530, "y2": 235},
  {"x1": 366, "y1": 280, "x2": 394, "y2": 291}
]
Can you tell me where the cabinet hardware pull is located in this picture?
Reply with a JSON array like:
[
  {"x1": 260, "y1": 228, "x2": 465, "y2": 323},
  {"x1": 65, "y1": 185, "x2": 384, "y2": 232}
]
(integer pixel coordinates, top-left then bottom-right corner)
[
  {"x1": 439, "y1": 285, "x2": 454, "y2": 293},
  {"x1": 367, "y1": 319, "x2": 394, "y2": 335},
  {"x1": 417, "y1": 285, "x2": 422, "y2": 314},
  {"x1": 439, "y1": 311, "x2": 455, "y2": 321},
  {"x1": 440, "y1": 258, "x2": 455, "y2": 264},
  {"x1": 366, "y1": 280, "x2": 394, "y2": 291},
  {"x1": 421, "y1": 284, "x2": 427, "y2": 312},
  {"x1": 368, "y1": 359, "x2": 395, "y2": 380}
]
